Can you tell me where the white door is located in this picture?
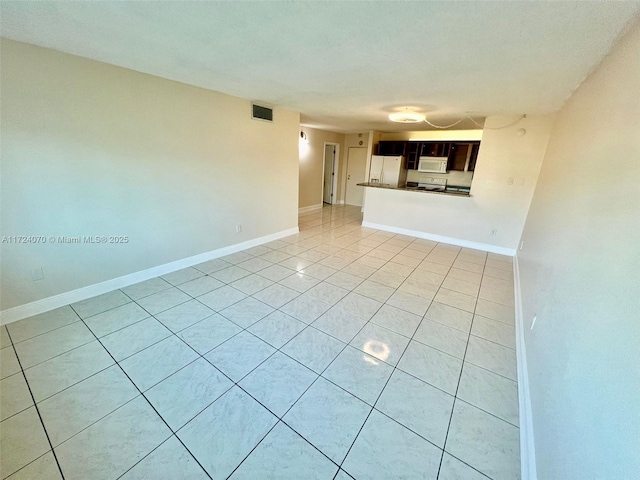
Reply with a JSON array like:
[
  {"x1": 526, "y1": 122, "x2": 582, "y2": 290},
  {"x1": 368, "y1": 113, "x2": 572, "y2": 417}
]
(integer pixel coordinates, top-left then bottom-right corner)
[
  {"x1": 345, "y1": 147, "x2": 367, "y2": 206},
  {"x1": 323, "y1": 144, "x2": 335, "y2": 204}
]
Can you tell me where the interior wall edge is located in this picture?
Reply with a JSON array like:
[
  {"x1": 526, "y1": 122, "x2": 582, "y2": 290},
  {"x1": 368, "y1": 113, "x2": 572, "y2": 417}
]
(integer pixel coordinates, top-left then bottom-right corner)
[
  {"x1": 0, "y1": 226, "x2": 299, "y2": 326},
  {"x1": 514, "y1": 254, "x2": 538, "y2": 480}
]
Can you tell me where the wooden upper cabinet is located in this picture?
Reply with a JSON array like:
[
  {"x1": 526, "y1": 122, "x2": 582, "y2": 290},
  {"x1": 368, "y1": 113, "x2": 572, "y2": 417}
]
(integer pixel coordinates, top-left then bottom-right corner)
[
  {"x1": 376, "y1": 141, "x2": 406, "y2": 156},
  {"x1": 448, "y1": 141, "x2": 481, "y2": 172},
  {"x1": 376, "y1": 140, "x2": 480, "y2": 171}
]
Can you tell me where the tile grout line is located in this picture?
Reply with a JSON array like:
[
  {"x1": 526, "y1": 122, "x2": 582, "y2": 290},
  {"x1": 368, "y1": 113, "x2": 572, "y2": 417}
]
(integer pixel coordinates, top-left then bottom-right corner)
[
  {"x1": 68, "y1": 302, "x2": 217, "y2": 480},
  {"x1": 4, "y1": 328, "x2": 67, "y2": 480},
  {"x1": 435, "y1": 248, "x2": 492, "y2": 480}
]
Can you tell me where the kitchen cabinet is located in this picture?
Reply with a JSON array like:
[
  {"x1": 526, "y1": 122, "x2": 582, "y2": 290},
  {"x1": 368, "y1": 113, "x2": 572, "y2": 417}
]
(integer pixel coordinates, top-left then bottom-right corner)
[
  {"x1": 448, "y1": 142, "x2": 481, "y2": 172},
  {"x1": 375, "y1": 140, "x2": 481, "y2": 171},
  {"x1": 376, "y1": 141, "x2": 406, "y2": 156}
]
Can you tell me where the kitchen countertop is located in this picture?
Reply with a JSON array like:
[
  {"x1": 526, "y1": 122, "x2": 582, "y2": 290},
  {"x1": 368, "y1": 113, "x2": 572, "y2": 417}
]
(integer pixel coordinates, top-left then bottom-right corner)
[{"x1": 357, "y1": 182, "x2": 471, "y2": 197}]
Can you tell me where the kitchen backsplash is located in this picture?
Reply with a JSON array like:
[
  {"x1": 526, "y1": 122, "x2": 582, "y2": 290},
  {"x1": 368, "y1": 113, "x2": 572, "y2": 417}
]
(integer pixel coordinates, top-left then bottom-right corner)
[{"x1": 406, "y1": 170, "x2": 473, "y2": 187}]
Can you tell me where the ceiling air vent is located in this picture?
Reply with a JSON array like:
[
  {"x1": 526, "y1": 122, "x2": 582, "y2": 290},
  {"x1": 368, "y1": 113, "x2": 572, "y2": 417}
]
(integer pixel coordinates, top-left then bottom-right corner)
[{"x1": 252, "y1": 103, "x2": 273, "y2": 122}]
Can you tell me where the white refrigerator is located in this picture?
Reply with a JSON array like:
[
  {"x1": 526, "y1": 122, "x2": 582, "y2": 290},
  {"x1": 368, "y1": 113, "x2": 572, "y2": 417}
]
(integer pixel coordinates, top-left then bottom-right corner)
[{"x1": 369, "y1": 155, "x2": 407, "y2": 187}]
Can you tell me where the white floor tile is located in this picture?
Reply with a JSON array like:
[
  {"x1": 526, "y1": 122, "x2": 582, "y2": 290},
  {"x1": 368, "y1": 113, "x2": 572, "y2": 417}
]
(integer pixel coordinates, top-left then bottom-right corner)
[
  {"x1": 397, "y1": 340, "x2": 462, "y2": 395},
  {"x1": 376, "y1": 369, "x2": 453, "y2": 448},
  {"x1": 438, "y1": 453, "x2": 491, "y2": 480},
  {"x1": 239, "y1": 352, "x2": 317, "y2": 417},
  {"x1": 281, "y1": 327, "x2": 345, "y2": 374},
  {"x1": 119, "y1": 336, "x2": 199, "y2": 392},
  {"x1": 155, "y1": 300, "x2": 215, "y2": 333},
  {"x1": 177, "y1": 313, "x2": 242, "y2": 354},
  {"x1": 413, "y1": 318, "x2": 469, "y2": 359},
  {"x1": 145, "y1": 358, "x2": 232, "y2": 430},
  {"x1": 24, "y1": 341, "x2": 114, "y2": 402},
  {"x1": 312, "y1": 307, "x2": 368, "y2": 344},
  {"x1": 445, "y1": 400, "x2": 520, "y2": 480},
  {"x1": 4, "y1": 451, "x2": 62, "y2": 480},
  {"x1": 0, "y1": 407, "x2": 51, "y2": 478},
  {"x1": 55, "y1": 396, "x2": 171, "y2": 480},
  {"x1": 38, "y1": 365, "x2": 138, "y2": 446},
  {"x1": 457, "y1": 362, "x2": 519, "y2": 426},
  {"x1": 196, "y1": 285, "x2": 247, "y2": 311},
  {"x1": 101, "y1": 317, "x2": 171, "y2": 361},
  {"x1": 72, "y1": 290, "x2": 131, "y2": 319},
  {"x1": 465, "y1": 336, "x2": 517, "y2": 381},
  {"x1": 248, "y1": 311, "x2": 306, "y2": 349},
  {"x1": 218, "y1": 297, "x2": 274, "y2": 328},
  {"x1": 14, "y1": 322, "x2": 95, "y2": 369},
  {"x1": 230, "y1": 422, "x2": 338, "y2": 479},
  {"x1": 121, "y1": 278, "x2": 172, "y2": 300},
  {"x1": 0, "y1": 373, "x2": 33, "y2": 421},
  {"x1": 350, "y1": 323, "x2": 410, "y2": 366},
  {"x1": 120, "y1": 436, "x2": 209, "y2": 480},
  {"x1": 284, "y1": 377, "x2": 370, "y2": 464},
  {"x1": 136, "y1": 287, "x2": 191, "y2": 315},
  {"x1": 7, "y1": 306, "x2": 79, "y2": 344},
  {"x1": 322, "y1": 346, "x2": 393, "y2": 405},
  {"x1": 205, "y1": 331, "x2": 276, "y2": 382},
  {"x1": 84, "y1": 302, "x2": 150, "y2": 338},
  {"x1": 342, "y1": 410, "x2": 441, "y2": 480},
  {"x1": 178, "y1": 386, "x2": 277, "y2": 479}
]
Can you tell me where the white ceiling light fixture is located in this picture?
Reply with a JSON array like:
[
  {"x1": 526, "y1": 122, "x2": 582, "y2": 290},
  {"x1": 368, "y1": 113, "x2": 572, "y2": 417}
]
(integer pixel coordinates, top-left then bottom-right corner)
[{"x1": 388, "y1": 109, "x2": 426, "y2": 123}]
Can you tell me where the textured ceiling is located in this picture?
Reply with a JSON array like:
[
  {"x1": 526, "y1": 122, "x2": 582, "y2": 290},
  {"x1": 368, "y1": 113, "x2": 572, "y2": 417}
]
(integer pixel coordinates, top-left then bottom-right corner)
[{"x1": 1, "y1": 1, "x2": 639, "y2": 133}]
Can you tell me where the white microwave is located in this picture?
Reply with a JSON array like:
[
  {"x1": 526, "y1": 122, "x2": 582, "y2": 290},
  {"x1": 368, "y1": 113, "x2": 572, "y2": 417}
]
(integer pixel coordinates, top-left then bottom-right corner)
[{"x1": 418, "y1": 156, "x2": 448, "y2": 173}]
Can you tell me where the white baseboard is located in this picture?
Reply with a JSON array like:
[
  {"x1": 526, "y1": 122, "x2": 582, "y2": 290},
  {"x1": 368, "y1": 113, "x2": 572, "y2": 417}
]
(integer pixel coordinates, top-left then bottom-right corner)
[
  {"x1": 0, "y1": 227, "x2": 299, "y2": 326},
  {"x1": 361, "y1": 221, "x2": 516, "y2": 256},
  {"x1": 514, "y1": 255, "x2": 537, "y2": 480},
  {"x1": 298, "y1": 204, "x2": 322, "y2": 215}
]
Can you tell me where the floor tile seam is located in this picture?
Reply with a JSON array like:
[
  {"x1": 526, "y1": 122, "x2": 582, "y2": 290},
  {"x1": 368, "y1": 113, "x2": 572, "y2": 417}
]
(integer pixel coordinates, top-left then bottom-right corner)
[
  {"x1": 457, "y1": 360, "x2": 519, "y2": 384},
  {"x1": 4, "y1": 327, "x2": 67, "y2": 480},
  {"x1": 49, "y1": 394, "x2": 143, "y2": 451},
  {"x1": 5, "y1": 316, "x2": 84, "y2": 346},
  {"x1": 73, "y1": 297, "x2": 137, "y2": 321},
  {"x1": 73, "y1": 310, "x2": 216, "y2": 480},
  {"x1": 131, "y1": 293, "x2": 195, "y2": 317},
  {"x1": 21, "y1": 360, "x2": 117, "y2": 407},
  {"x1": 439, "y1": 451, "x2": 496, "y2": 480},
  {"x1": 335, "y1": 273, "x2": 443, "y2": 471},
  {"x1": 435, "y1": 249, "x2": 488, "y2": 479},
  {"x1": 453, "y1": 397, "x2": 520, "y2": 429},
  {"x1": 467, "y1": 331, "x2": 517, "y2": 352},
  {"x1": 157, "y1": 310, "x2": 222, "y2": 335},
  {"x1": 12, "y1": 335, "x2": 100, "y2": 372},
  {"x1": 92, "y1": 314, "x2": 167, "y2": 344}
]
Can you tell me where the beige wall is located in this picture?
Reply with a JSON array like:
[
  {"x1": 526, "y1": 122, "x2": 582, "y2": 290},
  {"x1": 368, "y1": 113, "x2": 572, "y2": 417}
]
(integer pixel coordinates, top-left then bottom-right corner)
[
  {"x1": 0, "y1": 39, "x2": 300, "y2": 310},
  {"x1": 362, "y1": 115, "x2": 555, "y2": 252},
  {"x1": 298, "y1": 127, "x2": 344, "y2": 209},
  {"x1": 518, "y1": 21, "x2": 640, "y2": 478}
]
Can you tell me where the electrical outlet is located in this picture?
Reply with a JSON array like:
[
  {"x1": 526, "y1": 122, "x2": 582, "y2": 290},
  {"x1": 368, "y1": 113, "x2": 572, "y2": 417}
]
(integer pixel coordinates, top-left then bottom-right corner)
[
  {"x1": 519, "y1": 240, "x2": 524, "y2": 251},
  {"x1": 531, "y1": 315, "x2": 537, "y2": 330},
  {"x1": 30, "y1": 267, "x2": 44, "y2": 281},
  {"x1": 490, "y1": 229, "x2": 497, "y2": 236},
  {"x1": 236, "y1": 224, "x2": 242, "y2": 233}
]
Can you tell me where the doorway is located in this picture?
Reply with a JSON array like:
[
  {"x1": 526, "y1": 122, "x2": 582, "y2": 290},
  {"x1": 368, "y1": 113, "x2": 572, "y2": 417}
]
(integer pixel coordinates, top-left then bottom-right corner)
[
  {"x1": 345, "y1": 147, "x2": 367, "y2": 206},
  {"x1": 322, "y1": 143, "x2": 339, "y2": 205}
]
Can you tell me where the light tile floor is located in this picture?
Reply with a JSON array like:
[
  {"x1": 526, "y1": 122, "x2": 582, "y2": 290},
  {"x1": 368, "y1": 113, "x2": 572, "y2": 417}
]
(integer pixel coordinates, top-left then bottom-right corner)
[{"x1": 1, "y1": 205, "x2": 520, "y2": 480}]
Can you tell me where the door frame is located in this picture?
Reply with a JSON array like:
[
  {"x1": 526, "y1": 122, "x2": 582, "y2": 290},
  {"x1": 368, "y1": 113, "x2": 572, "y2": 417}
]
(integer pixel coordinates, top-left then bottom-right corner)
[
  {"x1": 345, "y1": 146, "x2": 367, "y2": 207},
  {"x1": 321, "y1": 142, "x2": 340, "y2": 205}
]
